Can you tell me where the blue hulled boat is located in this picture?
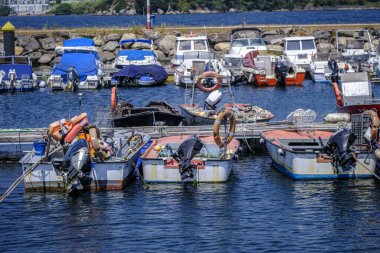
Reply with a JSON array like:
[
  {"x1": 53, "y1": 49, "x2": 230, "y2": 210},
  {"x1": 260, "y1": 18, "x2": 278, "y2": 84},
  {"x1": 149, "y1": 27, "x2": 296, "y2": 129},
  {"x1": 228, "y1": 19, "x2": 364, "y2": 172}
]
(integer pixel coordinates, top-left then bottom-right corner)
[{"x1": 0, "y1": 56, "x2": 36, "y2": 92}]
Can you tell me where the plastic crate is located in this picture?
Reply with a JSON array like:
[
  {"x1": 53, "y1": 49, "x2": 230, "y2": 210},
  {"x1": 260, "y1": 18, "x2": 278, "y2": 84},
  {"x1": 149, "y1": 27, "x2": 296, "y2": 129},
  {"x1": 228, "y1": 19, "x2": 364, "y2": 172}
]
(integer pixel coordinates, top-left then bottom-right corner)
[{"x1": 351, "y1": 113, "x2": 371, "y2": 145}]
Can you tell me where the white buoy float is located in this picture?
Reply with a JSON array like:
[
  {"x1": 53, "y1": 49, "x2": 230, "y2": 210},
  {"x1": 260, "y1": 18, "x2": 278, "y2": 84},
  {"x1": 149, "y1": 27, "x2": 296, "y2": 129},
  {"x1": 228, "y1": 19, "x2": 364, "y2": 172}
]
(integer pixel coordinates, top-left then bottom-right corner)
[{"x1": 324, "y1": 113, "x2": 351, "y2": 123}]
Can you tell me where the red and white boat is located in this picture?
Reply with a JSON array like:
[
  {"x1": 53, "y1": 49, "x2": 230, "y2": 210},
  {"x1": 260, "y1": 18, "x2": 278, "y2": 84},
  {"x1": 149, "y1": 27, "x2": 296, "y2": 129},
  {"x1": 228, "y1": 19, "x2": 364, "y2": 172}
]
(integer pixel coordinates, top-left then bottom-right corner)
[
  {"x1": 333, "y1": 72, "x2": 380, "y2": 117},
  {"x1": 241, "y1": 53, "x2": 306, "y2": 86}
]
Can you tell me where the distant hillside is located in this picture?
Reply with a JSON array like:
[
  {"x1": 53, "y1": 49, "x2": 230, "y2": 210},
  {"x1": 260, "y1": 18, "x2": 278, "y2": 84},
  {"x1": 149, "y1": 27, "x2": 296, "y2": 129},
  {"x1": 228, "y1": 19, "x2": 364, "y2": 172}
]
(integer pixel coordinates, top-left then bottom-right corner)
[{"x1": 52, "y1": 0, "x2": 380, "y2": 15}]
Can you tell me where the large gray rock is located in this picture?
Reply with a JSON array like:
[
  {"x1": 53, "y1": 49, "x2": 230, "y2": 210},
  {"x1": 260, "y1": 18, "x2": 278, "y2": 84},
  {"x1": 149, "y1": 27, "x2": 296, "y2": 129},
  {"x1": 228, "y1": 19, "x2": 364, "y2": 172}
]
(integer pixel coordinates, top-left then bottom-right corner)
[
  {"x1": 313, "y1": 30, "x2": 332, "y2": 41},
  {"x1": 264, "y1": 35, "x2": 283, "y2": 45},
  {"x1": 94, "y1": 35, "x2": 105, "y2": 47},
  {"x1": 280, "y1": 28, "x2": 293, "y2": 36},
  {"x1": 208, "y1": 31, "x2": 230, "y2": 45},
  {"x1": 214, "y1": 42, "x2": 230, "y2": 53},
  {"x1": 158, "y1": 35, "x2": 177, "y2": 55},
  {"x1": 105, "y1": 33, "x2": 122, "y2": 42},
  {"x1": 317, "y1": 42, "x2": 334, "y2": 53},
  {"x1": 103, "y1": 41, "x2": 119, "y2": 51},
  {"x1": 144, "y1": 29, "x2": 161, "y2": 40},
  {"x1": 27, "y1": 51, "x2": 43, "y2": 64},
  {"x1": 131, "y1": 42, "x2": 152, "y2": 49},
  {"x1": 38, "y1": 53, "x2": 54, "y2": 65},
  {"x1": 157, "y1": 8, "x2": 164, "y2": 14},
  {"x1": 233, "y1": 29, "x2": 261, "y2": 39},
  {"x1": 17, "y1": 35, "x2": 40, "y2": 53},
  {"x1": 52, "y1": 31, "x2": 70, "y2": 40},
  {"x1": 267, "y1": 44, "x2": 283, "y2": 52},
  {"x1": 125, "y1": 8, "x2": 136, "y2": 15},
  {"x1": 154, "y1": 50, "x2": 166, "y2": 61},
  {"x1": 39, "y1": 37, "x2": 56, "y2": 51},
  {"x1": 262, "y1": 30, "x2": 278, "y2": 37},
  {"x1": 99, "y1": 51, "x2": 115, "y2": 62}
]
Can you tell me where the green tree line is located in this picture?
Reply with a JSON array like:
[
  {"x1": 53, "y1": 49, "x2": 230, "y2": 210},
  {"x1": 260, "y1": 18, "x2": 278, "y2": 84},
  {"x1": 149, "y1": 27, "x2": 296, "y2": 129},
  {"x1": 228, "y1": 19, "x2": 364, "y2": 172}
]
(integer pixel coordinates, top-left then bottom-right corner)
[{"x1": 53, "y1": 0, "x2": 380, "y2": 15}]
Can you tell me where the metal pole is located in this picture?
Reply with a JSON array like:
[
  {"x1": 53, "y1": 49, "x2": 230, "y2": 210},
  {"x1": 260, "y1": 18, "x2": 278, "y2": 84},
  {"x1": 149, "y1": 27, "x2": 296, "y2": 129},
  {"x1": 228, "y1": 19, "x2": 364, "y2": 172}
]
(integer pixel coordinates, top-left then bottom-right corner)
[{"x1": 146, "y1": 0, "x2": 151, "y2": 29}]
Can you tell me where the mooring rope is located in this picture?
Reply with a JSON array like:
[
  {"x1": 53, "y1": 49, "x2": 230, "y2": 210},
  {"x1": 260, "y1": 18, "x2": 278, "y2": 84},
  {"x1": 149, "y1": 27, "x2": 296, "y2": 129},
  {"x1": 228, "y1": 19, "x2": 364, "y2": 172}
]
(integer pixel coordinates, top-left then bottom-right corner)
[{"x1": 356, "y1": 159, "x2": 380, "y2": 181}]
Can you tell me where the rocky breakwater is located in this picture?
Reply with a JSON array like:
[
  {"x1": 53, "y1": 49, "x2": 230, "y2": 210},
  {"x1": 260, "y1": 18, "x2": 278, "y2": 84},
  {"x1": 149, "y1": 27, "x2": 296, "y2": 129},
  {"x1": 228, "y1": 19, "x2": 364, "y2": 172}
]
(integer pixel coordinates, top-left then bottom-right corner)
[{"x1": 11, "y1": 27, "x2": 380, "y2": 70}]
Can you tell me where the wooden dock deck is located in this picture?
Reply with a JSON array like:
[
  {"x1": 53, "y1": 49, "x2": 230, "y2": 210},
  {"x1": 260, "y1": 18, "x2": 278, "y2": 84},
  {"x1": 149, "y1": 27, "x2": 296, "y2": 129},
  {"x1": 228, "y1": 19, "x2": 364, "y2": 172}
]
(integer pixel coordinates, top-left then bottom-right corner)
[{"x1": 0, "y1": 121, "x2": 340, "y2": 160}]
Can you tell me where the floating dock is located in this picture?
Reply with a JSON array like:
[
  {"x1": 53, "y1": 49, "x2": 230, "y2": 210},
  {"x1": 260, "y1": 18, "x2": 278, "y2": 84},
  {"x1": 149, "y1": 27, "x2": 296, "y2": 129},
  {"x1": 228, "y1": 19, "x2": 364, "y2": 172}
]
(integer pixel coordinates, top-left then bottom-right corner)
[{"x1": 0, "y1": 122, "x2": 340, "y2": 161}]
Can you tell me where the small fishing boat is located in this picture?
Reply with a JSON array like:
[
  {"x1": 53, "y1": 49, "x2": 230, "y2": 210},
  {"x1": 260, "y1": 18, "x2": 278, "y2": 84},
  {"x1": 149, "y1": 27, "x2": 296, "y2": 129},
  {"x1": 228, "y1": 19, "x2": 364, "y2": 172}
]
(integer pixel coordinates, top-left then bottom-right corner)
[
  {"x1": 49, "y1": 38, "x2": 104, "y2": 91},
  {"x1": 114, "y1": 39, "x2": 158, "y2": 68},
  {"x1": 0, "y1": 56, "x2": 37, "y2": 92},
  {"x1": 110, "y1": 87, "x2": 183, "y2": 127},
  {"x1": 261, "y1": 110, "x2": 378, "y2": 179},
  {"x1": 112, "y1": 64, "x2": 168, "y2": 87},
  {"x1": 20, "y1": 113, "x2": 151, "y2": 193},
  {"x1": 170, "y1": 34, "x2": 210, "y2": 68},
  {"x1": 241, "y1": 52, "x2": 306, "y2": 86},
  {"x1": 333, "y1": 72, "x2": 380, "y2": 117},
  {"x1": 141, "y1": 134, "x2": 239, "y2": 183},
  {"x1": 283, "y1": 36, "x2": 317, "y2": 72},
  {"x1": 174, "y1": 51, "x2": 231, "y2": 87}
]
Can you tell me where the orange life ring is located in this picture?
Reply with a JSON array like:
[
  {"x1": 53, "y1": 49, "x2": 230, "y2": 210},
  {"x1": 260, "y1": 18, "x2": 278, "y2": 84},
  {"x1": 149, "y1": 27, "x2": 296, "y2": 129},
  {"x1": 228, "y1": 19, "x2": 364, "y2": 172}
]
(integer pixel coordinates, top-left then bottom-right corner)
[
  {"x1": 364, "y1": 110, "x2": 379, "y2": 141},
  {"x1": 213, "y1": 108, "x2": 236, "y2": 148},
  {"x1": 111, "y1": 87, "x2": 118, "y2": 112},
  {"x1": 333, "y1": 82, "x2": 343, "y2": 107},
  {"x1": 64, "y1": 117, "x2": 89, "y2": 143},
  {"x1": 196, "y1": 71, "x2": 222, "y2": 92}
]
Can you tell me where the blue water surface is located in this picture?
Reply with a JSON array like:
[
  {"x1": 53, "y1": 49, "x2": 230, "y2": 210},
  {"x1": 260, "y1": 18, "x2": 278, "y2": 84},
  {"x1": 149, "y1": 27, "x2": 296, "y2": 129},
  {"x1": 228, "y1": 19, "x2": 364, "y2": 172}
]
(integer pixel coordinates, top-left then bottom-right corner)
[
  {"x1": 1, "y1": 9, "x2": 380, "y2": 29},
  {"x1": 1, "y1": 81, "x2": 380, "y2": 251}
]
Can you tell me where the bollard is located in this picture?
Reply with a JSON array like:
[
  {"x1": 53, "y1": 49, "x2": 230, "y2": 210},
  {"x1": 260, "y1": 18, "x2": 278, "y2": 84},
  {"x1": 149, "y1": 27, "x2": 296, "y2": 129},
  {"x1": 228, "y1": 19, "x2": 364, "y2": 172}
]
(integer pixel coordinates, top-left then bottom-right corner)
[{"x1": 2, "y1": 21, "x2": 15, "y2": 56}]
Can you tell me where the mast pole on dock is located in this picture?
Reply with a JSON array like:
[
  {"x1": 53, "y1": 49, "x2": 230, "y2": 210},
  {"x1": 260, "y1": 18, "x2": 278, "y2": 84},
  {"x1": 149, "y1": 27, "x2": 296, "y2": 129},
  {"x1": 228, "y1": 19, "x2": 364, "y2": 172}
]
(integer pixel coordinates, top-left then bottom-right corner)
[{"x1": 146, "y1": 0, "x2": 151, "y2": 29}]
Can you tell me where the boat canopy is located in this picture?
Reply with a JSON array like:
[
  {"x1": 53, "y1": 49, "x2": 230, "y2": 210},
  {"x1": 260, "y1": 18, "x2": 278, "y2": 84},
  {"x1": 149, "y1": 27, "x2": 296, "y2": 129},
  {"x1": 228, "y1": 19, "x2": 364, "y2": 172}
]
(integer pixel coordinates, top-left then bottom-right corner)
[
  {"x1": 113, "y1": 64, "x2": 167, "y2": 83},
  {"x1": 0, "y1": 64, "x2": 32, "y2": 80},
  {"x1": 117, "y1": 50, "x2": 156, "y2": 60},
  {"x1": 52, "y1": 52, "x2": 98, "y2": 82},
  {"x1": 63, "y1": 38, "x2": 94, "y2": 47},
  {"x1": 119, "y1": 39, "x2": 152, "y2": 45}
]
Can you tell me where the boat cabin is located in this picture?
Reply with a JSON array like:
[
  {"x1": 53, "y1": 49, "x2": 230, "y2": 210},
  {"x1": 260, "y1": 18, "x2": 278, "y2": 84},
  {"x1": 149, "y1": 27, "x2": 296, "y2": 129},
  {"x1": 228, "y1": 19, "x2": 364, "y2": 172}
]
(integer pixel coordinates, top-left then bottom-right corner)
[
  {"x1": 340, "y1": 72, "x2": 373, "y2": 106},
  {"x1": 284, "y1": 36, "x2": 317, "y2": 70},
  {"x1": 171, "y1": 35, "x2": 210, "y2": 66}
]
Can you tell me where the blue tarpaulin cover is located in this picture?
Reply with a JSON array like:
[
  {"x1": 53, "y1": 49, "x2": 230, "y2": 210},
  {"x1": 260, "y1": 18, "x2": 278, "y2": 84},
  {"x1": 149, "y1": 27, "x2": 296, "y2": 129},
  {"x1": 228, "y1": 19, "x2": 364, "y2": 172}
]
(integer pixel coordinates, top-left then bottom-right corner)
[
  {"x1": 118, "y1": 50, "x2": 156, "y2": 61},
  {"x1": 0, "y1": 64, "x2": 32, "y2": 80},
  {"x1": 113, "y1": 64, "x2": 167, "y2": 83},
  {"x1": 63, "y1": 38, "x2": 94, "y2": 47},
  {"x1": 52, "y1": 52, "x2": 98, "y2": 82}
]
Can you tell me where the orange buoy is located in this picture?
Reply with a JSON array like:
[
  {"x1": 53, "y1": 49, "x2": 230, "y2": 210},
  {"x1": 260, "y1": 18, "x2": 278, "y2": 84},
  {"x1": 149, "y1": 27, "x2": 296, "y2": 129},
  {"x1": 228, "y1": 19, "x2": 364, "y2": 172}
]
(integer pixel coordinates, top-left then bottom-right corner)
[
  {"x1": 213, "y1": 108, "x2": 236, "y2": 148},
  {"x1": 196, "y1": 71, "x2": 222, "y2": 92},
  {"x1": 111, "y1": 87, "x2": 118, "y2": 112},
  {"x1": 64, "y1": 118, "x2": 89, "y2": 143},
  {"x1": 70, "y1": 113, "x2": 87, "y2": 126},
  {"x1": 333, "y1": 82, "x2": 343, "y2": 107}
]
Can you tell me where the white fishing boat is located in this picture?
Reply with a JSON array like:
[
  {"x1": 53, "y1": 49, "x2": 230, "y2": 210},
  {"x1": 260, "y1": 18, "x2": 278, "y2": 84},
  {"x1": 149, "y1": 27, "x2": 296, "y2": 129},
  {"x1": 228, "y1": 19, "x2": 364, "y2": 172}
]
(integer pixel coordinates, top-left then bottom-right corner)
[
  {"x1": 284, "y1": 36, "x2": 317, "y2": 72},
  {"x1": 260, "y1": 110, "x2": 378, "y2": 179},
  {"x1": 141, "y1": 135, "x2": 239, "y2": 183},
  {"x1": 20, "y1": 113, "x2": 151, "y2": 193},
  {"x1": 170, "y1": 34, "x2": 210, "y2": 68},
  {"x1": 174, "y1": 51, "x2": 231, "y2": 87}
]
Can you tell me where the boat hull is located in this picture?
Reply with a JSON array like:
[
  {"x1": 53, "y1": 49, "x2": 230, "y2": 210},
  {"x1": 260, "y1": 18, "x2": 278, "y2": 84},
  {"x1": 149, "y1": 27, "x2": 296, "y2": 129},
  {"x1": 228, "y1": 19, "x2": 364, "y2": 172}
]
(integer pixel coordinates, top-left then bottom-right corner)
[
  {"x1": 113, "y1": 111, "x2": 184, "y2": 127},
  {"x1": 338, "y1": 104, "x2": 380, "y2": 118},
  {"x1": 264, "y1": 139, "x2": 376, "y2": 179},
  {"x1": 20, "y1": 150, "x2": 140, "y2": 192},
  {"x1": 142, "y1": 158, "x2": 234, "y2": 183}
]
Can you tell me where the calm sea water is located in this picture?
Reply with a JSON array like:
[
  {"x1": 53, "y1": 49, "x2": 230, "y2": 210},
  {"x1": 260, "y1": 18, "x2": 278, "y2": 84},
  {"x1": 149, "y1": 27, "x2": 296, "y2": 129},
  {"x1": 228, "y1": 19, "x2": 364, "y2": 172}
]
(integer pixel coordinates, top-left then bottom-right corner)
[
  {"x1": 1, "y1": 9, "x2": 380, "y2": 29},
  {"x1": 1, "y1": 81, "x2": 380, "y2": 251}
]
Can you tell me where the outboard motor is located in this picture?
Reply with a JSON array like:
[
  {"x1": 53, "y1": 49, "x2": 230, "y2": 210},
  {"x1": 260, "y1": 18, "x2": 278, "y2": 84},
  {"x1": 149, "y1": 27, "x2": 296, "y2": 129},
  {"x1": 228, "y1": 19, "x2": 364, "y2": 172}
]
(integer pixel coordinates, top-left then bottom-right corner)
[
  {"x1": 328, "y1": 59, "x2": 339, "y2": 83},
  {"x1": 8, "y1": 69, "x2": 16, "y2": 91},
  {"x1": 204, "y1": 90, "x2": 222, "y2": 110},
  {"x1": 321, "y1": 128, "x2": 357, "y2": 171},
  {"x1": 67, "y1": 66, "x2": 79, "y2": 91},
  {"x1": 56, "y1": 139, "x2": 93, "y2": 194},
  {"x1": 274, "y1": 62, "x2": 289, "y2": 86},
  {"x1": 173, "y1": 135, "x2": 204, "y2": 182}
]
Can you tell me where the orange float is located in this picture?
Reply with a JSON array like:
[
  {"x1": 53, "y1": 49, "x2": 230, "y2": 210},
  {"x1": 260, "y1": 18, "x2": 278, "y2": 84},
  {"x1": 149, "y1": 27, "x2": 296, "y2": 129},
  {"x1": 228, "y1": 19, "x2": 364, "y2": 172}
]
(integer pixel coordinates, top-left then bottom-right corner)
[
  {"x1": 196, "y1": 71, "x2": 222, "y2": 92},
  {"x1": 111, "y1": 87, "x2": 118, "y2": 112},
  {"x1": 333, "y1": 82, "x2": 343, "y2": 107}
]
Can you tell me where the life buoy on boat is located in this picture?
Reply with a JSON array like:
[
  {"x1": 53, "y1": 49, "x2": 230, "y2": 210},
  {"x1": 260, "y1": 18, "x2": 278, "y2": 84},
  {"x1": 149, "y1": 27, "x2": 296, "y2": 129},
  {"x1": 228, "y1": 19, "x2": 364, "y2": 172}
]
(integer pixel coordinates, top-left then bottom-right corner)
[
  {"x1": 64, "y1": 117, "x2": 89, "y2": 143},
  {"x1": 333, "y1": 82, "x2": 343, "y2": 107},
  {"x1": 364, "y1": 110, "x2": 379, "y2": 141},
  {"x1": 111, "y1": 87, "x2": 118, "y2": 112},
  {"x1": 213, "y1": 108, "x2": 236, "y2": 148},
  {"x1": 196, "y1": 71, "x2": 222, "y2": 92}
]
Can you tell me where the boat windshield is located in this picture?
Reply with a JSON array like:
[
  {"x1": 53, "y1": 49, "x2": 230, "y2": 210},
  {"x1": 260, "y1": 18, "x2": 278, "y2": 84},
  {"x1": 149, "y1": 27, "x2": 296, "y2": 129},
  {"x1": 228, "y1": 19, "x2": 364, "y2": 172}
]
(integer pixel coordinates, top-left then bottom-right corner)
[
  {"x1": 346, "y1": 39, "x2": 365, "y2": 49},
  {"x1": 232, "y1": 38, "x2": 265, "y2": 47},
  {"x1": 183, "y1": 51, "x2": 215, "y2": 60},
  {"x1": 301, "y1": 40, "x2": 316, "y2": 50},
  {"x1": 223, "y1": 56, "x2": 243, "y2": 68},
  {"x1": 286, "y1": 41, "x2": 301, "y2": 50},
  {"x1": 178, "y1": 39, "x2": 208, "y2": 51}
]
